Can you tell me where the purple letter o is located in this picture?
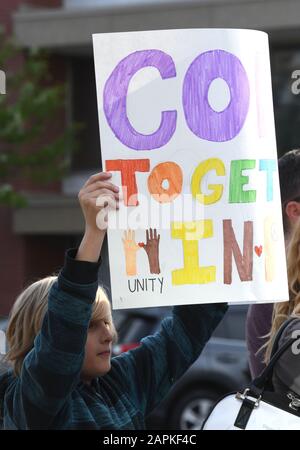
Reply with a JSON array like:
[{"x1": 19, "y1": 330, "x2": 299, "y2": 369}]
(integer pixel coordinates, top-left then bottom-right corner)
[{"x1": 183, "y1": 50, "x2": 250, "y2": 142}]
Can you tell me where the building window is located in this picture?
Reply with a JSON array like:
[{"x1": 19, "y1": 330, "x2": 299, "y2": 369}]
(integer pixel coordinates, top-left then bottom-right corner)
[{"x1": 71, "y1": 56, "x2": 102, "y2": 171}]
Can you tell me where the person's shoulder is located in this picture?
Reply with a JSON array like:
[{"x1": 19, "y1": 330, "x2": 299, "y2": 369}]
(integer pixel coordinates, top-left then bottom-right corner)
[
  {"x1": 246, "y1": 303, "x2": 274, "y2": 334},
  {"x1": 247, "y1": 303, "x2": 274, "y2": 319},
  {"x1": 279, "y1": 317, "x2": 300, "y2": 343}
]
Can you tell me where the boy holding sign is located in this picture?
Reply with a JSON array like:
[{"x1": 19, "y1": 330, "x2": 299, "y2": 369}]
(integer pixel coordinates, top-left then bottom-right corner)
[{"x1": 0, "y1": 172, "x2": 227, "y2": 429}]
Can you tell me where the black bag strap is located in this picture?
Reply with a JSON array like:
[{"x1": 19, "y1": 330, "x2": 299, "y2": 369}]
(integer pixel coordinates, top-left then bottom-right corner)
[
  {"x1": 232, "y1": 317, "x2": 300, "y2": 430},
  {"x1": 250, "y1": 317, "x2": 299, "y2": 395}
]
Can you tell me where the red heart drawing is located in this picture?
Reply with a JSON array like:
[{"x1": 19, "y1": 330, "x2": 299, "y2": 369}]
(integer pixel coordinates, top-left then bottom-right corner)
[{"x1": 254, "y1": 245, "x2": 263, "y2": 257}]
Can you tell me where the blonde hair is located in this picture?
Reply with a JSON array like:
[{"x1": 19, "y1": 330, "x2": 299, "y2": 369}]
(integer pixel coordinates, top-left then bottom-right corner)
[
  {"x1": 89, "y1": 287, "x2": 118, "y2": 345},
  {"x1": 264, "y1": 222, "x2": 300, "y2": 363},
  {"x1": 5, "y1": 277, "x2": 117, "y2": 376}
]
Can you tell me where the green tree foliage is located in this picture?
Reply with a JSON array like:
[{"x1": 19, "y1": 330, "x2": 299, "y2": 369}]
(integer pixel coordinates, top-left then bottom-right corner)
[{"x1": 0, "y1": 28, "x2": 79, "y2": 207}]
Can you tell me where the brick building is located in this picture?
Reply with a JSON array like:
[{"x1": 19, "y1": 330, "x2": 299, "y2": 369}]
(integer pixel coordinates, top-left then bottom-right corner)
[
  {"x1": 0, "y1": 0, "x2": 81, "y2": 316},
  {"x1": 1, "y1": 0, "x2": 300, "y2": 314}
]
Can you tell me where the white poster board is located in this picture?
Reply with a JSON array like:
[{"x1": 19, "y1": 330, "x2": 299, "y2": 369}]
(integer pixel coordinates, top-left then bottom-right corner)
[{"x1": 93, "y1": 28, "x2": 289, "y2": 309}]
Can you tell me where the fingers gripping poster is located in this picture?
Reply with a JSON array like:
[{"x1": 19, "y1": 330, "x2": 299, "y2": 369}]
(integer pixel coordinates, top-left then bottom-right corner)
[{"x1": 92, "y1": 29, "x2": 289, "y2": 309}]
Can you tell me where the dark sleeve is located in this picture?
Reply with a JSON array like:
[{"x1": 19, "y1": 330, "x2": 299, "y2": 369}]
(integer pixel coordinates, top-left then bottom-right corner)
[
  {"x1": 245, "y1": 303, "x2": 273, "y2": 379},
  {"x1": 8, "y1": 248, "x2": 101, "y2": 429},
  {"x1": 111, "y1": 302, "x2": 228, "y2": 416}
]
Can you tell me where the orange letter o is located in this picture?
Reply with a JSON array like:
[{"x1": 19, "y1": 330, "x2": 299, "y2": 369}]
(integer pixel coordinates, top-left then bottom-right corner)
[{"x1": 148, "y1": 162, "x2": 183, "y2": 203}]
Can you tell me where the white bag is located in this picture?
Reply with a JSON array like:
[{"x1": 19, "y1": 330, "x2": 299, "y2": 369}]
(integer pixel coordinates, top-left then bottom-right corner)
[
  {"x1": 202, "y1": 318, "x2": 300, "y2": 430},
  {"x1": 202, "y1": 390, "x2": 300, "y2": 430}
]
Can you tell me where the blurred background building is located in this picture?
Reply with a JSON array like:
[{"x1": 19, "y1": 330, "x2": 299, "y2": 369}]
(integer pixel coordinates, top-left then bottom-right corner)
[{"x1": 1, "y1": 0, "x2": 300, "y2": 314}]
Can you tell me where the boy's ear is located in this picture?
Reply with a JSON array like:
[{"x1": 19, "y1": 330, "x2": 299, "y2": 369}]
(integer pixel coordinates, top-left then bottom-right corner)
[{"x1": 285, "y1": 201, "x2": 300, "y2": 227}]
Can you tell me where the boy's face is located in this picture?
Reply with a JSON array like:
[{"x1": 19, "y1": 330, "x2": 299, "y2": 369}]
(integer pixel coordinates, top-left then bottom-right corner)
[{"x1": 81, "y1": 319, "x2": 113, "y2": 383}]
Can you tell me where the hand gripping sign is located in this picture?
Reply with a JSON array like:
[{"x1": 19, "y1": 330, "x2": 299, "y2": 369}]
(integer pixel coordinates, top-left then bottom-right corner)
[{"x1": 93, "y1": 29, "x2": 288, "y2": 309}]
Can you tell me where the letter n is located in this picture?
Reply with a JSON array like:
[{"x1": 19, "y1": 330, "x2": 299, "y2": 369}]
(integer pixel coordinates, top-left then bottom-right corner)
[{"x1": 223, "y1": 219, "x2": 253, "y2": 284}]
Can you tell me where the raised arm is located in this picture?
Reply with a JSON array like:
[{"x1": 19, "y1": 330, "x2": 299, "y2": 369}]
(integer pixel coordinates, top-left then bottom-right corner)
[
  {"x1": 111, "y1": 302, "x2": 228, "y2": 417},
  {"x1": 8, "y1": 172, "x2": 119, "y2": 429}
]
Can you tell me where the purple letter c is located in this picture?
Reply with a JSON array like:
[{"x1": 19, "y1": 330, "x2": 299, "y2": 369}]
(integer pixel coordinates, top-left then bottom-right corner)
[{"x1": 103, "y1": 50, "x2": 177, "y2": 150}]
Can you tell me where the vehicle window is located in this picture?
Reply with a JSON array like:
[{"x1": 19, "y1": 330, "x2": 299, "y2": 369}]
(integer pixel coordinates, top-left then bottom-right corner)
[
  {"x1": 111, "y1": 310, "x2": 127, "y2": 329},
  {"x1": 117, "y1": 316, "x2": 156, "y2": 343},
  {"x1": 113, "y1": 305, "x2": 249, "y2": 344},
  {"x1": 212, "y1": 305, "x2": 248, "y2": 340}
]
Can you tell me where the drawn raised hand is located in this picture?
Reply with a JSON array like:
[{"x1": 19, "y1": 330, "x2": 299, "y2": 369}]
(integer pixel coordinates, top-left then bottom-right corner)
[
  {"x1": 122, "y1": 229, "x2": 140, "y2": 276},
  {"x1": 139, "y1": 228, "x2": 161, "y2": 274}
]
